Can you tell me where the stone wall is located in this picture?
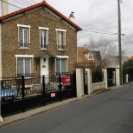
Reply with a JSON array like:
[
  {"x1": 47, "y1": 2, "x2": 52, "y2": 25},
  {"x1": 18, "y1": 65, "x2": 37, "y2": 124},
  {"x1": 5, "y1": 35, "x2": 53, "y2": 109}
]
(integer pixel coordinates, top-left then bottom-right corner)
[{"x1": 1, "y1": 7, "x2": 77, "y2": 77}]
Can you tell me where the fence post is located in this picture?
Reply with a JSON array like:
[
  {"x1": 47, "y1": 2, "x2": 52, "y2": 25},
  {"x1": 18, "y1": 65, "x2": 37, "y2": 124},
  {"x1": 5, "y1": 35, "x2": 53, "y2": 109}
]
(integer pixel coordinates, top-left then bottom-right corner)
[
  {"x1": 76, "y1": 68, "x2": 84, "y2": 97},
  {"x1": 102, "y1": 68, "x2": 108, "y2": 89},
  {"x1": 42, "y1": 75, "x2": 46, "y2": 106},
  {"x1": 0, "y1": 80, "x2": 3, "y2": 122},
  {"x1": 59, "y1": 74, "x2": 62, "y2": 101},
  {"x1": 22, "y1": 76, "x2": 25, "y2": 112}
]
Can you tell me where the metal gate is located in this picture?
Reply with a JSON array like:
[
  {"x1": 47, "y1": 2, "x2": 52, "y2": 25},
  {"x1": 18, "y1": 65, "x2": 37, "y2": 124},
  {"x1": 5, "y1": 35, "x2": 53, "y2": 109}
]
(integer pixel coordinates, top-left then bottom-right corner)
[{"x1": 107, "y1": 68, "x2": 116, "y2": 87}]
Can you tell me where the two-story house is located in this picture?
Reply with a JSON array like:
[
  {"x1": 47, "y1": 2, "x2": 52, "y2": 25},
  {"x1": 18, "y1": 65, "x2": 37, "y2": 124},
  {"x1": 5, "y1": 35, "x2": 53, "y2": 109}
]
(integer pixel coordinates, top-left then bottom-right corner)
[{"x1": 0, "y1": 1, "x2": 82, "y2": 79}]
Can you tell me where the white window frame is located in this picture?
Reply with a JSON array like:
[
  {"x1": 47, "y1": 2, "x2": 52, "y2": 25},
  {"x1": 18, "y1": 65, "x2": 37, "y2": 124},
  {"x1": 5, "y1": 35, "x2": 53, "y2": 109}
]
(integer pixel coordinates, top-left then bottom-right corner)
[
  {"x1": 88, "y1": 53, "x2": 93, "y2": 60},
  {"x1": 56, "y1": 29, "x2": 66, "y2": 51},
  {"x1": 18, "y1": 58, "x2": 31, "y2": 77},
  {"x1": 39, "y1": 27, "x2": 49, "y2": 50},
  {"x1": 55, "y1": 56, "x2": 69, "y2": 74},
  {"x1": 15, "y1": 55, "x2": 34, "y2": 77},
  {"x1": 17, "y1": 24, "x2": 31, "y2": 49}
]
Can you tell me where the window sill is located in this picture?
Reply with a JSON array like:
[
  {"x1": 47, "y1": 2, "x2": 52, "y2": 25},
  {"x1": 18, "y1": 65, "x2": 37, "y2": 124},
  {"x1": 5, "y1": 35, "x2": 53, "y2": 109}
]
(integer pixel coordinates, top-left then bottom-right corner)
[
  {"x1": 58, "y1": 49, "x2": 66, "y2": 51},
  {"x1": 40, "y1": 48, "x2": 48, "y2": 50},
  {"x1": 19, "y1": 47, "x2": 30, "y2": 49}
]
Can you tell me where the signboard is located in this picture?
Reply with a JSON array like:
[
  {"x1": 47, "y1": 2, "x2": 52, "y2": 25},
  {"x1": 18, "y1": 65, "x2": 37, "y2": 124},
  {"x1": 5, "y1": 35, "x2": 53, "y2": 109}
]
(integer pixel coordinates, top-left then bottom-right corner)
[
  {"x1": 51, "y1": 93, "x2": 56, "y2": 98},
  {"x1": 62, "y1": 75, "x2": 71, "y2": 86}
]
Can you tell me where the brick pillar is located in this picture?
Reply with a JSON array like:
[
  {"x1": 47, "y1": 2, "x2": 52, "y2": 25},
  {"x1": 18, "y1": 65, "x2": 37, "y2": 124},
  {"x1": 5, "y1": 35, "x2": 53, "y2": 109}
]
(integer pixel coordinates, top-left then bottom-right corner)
[{"x1": 76, "y1": 68, "x2": 84, "y2": 97}]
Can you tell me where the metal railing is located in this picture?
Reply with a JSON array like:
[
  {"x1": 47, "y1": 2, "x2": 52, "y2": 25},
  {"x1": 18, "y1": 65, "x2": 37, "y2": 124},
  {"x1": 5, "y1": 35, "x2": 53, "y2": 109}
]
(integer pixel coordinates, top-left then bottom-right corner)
[{"x1": 1, "y1": 74, "x2": 75, "y2": 116}]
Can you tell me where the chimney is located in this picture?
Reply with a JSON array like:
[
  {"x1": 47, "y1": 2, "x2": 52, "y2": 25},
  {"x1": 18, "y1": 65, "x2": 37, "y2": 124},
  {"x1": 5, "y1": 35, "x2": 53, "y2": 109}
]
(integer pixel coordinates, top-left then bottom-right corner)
[
  {"x1": 1, "y1": 0, "x2": 8, "y2": 16},
  {"x1": 69, "y1": 12, "x2": 75, "y2": 22}
]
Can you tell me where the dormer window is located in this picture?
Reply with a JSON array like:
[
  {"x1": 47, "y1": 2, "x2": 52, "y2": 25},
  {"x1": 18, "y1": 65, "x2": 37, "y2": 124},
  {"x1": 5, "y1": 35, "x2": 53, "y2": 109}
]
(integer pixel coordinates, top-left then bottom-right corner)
[
  {"x1": 88, "y1": 53, "x2": 93, "y2": 60},
  {"x1": 85, "y1": 53, "x2": 93, "y2": 60}
]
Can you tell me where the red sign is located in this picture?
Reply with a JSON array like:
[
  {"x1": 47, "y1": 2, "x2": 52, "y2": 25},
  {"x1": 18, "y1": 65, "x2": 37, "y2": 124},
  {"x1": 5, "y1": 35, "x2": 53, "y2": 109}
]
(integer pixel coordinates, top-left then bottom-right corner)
[
  {"x1": 51, "y1": 93, "x2": 56, "y2": 98},
  {"x1": 62, "y1": 75, "x2": 71, "y2": 86}
]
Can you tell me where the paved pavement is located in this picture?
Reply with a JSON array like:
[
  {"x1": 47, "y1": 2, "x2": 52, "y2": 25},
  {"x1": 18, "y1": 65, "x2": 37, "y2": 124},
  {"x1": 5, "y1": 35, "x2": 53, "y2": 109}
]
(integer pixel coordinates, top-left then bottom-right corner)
[{"x1": 0, "y1": 84, "x2": 133, "y2": 133}]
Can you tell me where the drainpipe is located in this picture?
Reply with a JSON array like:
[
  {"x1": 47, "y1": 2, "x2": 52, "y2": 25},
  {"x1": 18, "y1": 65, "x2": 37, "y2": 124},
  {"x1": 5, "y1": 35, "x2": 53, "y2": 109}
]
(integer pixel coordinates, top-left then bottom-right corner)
[{"x1": 0, "y1": 24, "x2": 3, "y2": 122}]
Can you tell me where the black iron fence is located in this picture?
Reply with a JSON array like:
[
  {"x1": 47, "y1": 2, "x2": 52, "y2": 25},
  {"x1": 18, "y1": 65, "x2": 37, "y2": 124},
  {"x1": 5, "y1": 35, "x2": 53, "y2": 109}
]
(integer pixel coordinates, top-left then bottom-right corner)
[
  {"x1": 92, "y1": 69, "x2": 104, "y2": 83},
  {"x1": 1, "y1": 74, "x2": 76, "y2": 117}
]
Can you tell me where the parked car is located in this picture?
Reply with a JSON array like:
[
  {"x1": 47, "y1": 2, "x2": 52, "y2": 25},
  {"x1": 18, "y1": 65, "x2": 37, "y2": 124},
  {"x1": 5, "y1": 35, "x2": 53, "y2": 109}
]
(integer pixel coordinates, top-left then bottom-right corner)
[{"x1": 1, "y1": 81, "x2": 18, "y2": 102}]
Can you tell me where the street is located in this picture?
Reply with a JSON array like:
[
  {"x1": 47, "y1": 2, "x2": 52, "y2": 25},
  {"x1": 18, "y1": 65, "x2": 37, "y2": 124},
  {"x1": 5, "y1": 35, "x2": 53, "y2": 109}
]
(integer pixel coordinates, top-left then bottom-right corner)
[{"x1": 0, "y1": 84, "x2": 133, "y2": 133}]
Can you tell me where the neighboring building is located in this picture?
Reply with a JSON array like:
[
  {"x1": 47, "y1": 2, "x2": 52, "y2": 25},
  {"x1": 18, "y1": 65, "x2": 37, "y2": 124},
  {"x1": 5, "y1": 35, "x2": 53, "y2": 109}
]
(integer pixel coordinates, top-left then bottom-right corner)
[
  {"x1": 129, "y1": 56, "x2": 133, "y2": 60},
  {"x1": 0, "y1": 1, "x2": 82, "y2": 78},
  {"x1": 77, "y1": 47, "x2": 102, "y2": 67}
]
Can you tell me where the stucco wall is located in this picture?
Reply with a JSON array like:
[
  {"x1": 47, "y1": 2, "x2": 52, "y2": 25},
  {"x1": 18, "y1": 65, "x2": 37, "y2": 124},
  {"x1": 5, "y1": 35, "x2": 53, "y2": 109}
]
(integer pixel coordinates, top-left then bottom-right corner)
[{"x1": 92, "y1": 82, "x2": 105, "y2": 92}]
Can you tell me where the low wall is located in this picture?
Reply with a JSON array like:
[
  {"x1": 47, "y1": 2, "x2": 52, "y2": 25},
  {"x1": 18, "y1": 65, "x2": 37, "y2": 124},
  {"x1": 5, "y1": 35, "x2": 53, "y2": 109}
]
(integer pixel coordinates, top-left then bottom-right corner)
[{"x1": 92, "y1": 82, "x2": 105, "y2": 92}]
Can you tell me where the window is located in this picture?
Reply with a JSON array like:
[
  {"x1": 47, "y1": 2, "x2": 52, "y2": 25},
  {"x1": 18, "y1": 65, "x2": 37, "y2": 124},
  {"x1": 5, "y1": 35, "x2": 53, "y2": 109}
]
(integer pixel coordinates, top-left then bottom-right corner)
[
  {"x1": 56, "y1": 59, "x2": 67, "y2": 74},
  {"x1": 56, "y1": 29, "x2": 66, "y2": 50},
  {"x1": 88, "y1": 54, "x2": 93, "y2": 60},
  {"x1": 17, "y1": 24, "x2": 31, "y2": 48},
  {"x1": 19, "y1": 27, "x2": 30, "y2": 48},
  {"x1": 58, "y1": 31, "x2": 63, "y2": 49},
  {"x1": 18, "y1": 58, "x2": 31, "y2": 77},
  {"x1": 40, "y1": 29, "x2": 48, "y2": 49}
]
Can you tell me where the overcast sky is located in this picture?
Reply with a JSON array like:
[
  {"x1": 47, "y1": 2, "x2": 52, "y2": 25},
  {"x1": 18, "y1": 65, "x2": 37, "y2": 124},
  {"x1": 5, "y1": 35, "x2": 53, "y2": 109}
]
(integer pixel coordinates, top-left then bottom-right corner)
[{"x1": 0, "y1": 0, "x2": 133, "y2": 55}]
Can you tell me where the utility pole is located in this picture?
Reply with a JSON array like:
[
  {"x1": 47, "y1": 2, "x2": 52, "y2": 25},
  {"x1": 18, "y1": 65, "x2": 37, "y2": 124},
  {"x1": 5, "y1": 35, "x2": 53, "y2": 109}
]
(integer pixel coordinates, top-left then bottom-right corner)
[{"x1": 117, "y1": 0, "x2": 123, "y2": 85}]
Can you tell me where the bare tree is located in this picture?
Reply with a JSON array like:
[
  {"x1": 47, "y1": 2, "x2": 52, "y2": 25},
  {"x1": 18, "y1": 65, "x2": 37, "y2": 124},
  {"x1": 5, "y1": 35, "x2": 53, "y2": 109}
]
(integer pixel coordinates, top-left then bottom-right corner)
[{"x1": 87, "y1": 37, "x2": 118, "y2": 60}]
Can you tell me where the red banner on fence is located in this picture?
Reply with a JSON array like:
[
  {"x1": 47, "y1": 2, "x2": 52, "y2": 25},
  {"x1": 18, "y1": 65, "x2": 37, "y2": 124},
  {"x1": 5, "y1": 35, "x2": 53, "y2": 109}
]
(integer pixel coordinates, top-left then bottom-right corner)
[{"x1": 62, "y1": 75, "x2": 71, "y2": 86}]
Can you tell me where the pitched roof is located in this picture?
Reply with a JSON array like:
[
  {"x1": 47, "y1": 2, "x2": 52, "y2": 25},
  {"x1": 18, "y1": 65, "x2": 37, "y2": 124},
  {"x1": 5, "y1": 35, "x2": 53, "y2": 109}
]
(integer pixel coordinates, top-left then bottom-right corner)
[
  {"x1": 77, "y1": 47, "x2": 102, "y2": 67},
  {"x1": 0, "y1": 1, "x2": 82, "y2": 31}
]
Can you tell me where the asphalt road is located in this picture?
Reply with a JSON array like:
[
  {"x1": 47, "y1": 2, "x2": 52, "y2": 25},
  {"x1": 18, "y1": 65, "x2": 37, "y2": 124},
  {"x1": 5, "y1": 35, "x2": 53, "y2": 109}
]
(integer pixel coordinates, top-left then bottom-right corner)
[{"x1": 0, "y1": 84, "x2": 133, "y2": 133}]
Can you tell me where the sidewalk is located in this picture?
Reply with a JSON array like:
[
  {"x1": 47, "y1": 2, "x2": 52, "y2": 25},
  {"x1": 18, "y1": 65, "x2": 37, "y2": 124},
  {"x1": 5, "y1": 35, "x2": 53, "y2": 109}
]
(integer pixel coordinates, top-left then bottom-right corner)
[
  {"x1": 0, "y1": 83, "x2": 130, "y2": 128},
  {"x1": 0, "y1": 96, "x2": 89, "y2": 128}
]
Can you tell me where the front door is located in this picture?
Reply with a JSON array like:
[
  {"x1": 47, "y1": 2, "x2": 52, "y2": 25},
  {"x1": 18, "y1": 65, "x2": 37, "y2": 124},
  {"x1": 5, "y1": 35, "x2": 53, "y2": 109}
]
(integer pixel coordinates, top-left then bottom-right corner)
[{"x1": 40, "y1": 57, "x2": 49, "y2": 83}]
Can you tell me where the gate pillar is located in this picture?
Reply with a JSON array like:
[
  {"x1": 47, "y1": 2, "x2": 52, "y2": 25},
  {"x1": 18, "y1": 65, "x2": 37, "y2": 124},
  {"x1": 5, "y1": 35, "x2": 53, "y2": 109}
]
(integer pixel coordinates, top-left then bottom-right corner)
[
  {"x1": 85, "y1": 68, "x2": 92, "y2": 95},
  {"x1": 102, "y1": 69, "x2": 108, "y2": 89},
  {"x1": 116, "y1": 68, "x2": 120, "y2": 86},
  {"x1": 76, "y1": 68, "x2": 84, "y2": 97}
]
